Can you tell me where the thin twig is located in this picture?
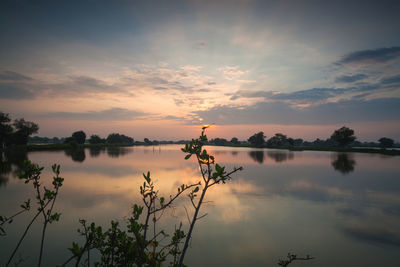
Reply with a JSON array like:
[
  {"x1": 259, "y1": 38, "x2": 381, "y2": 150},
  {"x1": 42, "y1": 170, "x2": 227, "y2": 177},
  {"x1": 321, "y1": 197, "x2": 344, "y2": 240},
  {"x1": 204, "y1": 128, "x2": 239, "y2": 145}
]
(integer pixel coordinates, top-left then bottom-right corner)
[
  {"x1": 151, "y1": 183, "x2": 200, "y2": 214},
  {"x1": 197, "y1": 213, "x2": 208, "y2": 220},
  {"x1": 183, "y1": 206, "x2": 191, "y2": 225}
]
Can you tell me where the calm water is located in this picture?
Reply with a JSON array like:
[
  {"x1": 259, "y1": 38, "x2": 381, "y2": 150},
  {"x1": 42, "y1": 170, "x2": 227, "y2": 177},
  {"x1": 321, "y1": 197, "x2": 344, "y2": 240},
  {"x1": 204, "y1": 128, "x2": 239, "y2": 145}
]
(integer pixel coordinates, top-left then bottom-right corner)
[{"x1": 1, "y1": 145, "x2": 400, "y2": 266}]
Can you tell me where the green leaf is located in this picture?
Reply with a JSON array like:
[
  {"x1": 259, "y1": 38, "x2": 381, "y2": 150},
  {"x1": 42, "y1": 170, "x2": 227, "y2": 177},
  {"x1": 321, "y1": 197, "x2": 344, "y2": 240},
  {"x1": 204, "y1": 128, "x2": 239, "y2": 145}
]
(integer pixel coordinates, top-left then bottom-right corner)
[
  {"x1": 215, "y1": 164, "x2": 222, "y2": 173},
  {"x1": 184, "y1": 154, "x2": 192, "y2": 160},
  {"x1": 193, "y1": 187, "x2": 199, "y2": 193},
  {"x1": 143, "y1": 171, "x2": 151, "y2": 184}
]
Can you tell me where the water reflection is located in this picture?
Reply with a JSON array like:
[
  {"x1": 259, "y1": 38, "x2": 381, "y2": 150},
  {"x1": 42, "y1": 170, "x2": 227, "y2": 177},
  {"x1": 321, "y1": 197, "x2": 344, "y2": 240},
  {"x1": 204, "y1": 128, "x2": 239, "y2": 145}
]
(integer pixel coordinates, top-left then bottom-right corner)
[
  {"x1": 89, "y1": 146, "x2": 105, "y2": 157},
  {"x1": 248, "y1": 151, "x2": 264, "y2": 164},
  {"x1": 0, "y1": 149, "x2": 28, "y2": 186},
  {"x1": 106, "y1": 147, "x2": 132, "y2": 158},
  {"x1": 64, "y1": 148, "x2": 86, "y2": 162},
  {"x1": 267, "y1": 151, "x2": 294, "y2": 163},
  {"x1": 331, "y1": 153, "x2": 356, "y2": 175},
  {"x1": 1, "y1": 145, "x2": 400, "y2": 266},
  {"x1": 248, "y1": 150, "x2": 296, "y2": 164}
]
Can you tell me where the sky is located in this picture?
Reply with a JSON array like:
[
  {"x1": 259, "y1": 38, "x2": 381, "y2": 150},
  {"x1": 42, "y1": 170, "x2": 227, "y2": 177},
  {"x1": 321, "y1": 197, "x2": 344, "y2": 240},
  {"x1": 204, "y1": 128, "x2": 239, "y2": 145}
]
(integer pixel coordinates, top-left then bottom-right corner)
[{"x1": 1, "y1": 0, "x2": 400, "y2": 142}]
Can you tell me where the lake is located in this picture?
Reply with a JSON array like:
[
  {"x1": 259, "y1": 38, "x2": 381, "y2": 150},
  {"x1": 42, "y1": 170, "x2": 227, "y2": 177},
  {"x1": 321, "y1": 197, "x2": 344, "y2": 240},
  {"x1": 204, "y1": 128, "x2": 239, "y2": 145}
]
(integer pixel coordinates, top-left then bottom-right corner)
[{"x1": 1, "y1": 145, "x2": 400, "y2": 266}]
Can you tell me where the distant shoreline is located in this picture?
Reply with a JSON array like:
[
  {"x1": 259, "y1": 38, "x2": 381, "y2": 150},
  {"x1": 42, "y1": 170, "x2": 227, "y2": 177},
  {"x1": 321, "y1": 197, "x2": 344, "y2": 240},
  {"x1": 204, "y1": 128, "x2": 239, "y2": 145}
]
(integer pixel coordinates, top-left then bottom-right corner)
[{"x1": 5, "y1": 143, "x2": 397, "y2": 156}]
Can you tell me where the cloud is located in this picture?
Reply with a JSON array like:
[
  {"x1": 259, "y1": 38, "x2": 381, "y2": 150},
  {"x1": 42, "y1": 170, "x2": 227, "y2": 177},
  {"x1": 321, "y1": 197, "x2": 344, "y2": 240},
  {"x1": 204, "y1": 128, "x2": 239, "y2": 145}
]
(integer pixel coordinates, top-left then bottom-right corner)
[
  {"x1": 181, "y1": 65, "x2": 202, "y2": 72},
  {"x1": 337, "y1": 47, "x2": 400, "y2": 65},
  {"x1": 335, "y1": 74, "x2": 368, "y2": 83},
  {"x1": 44, "y1": 108, "x2": 149, "y2": 121},
  {"x1": 270, "y1": 88, "x2": 349, "y2": 102},
  {"x1": 218, "y1": 66, "x2": 247, "y2": 80},
  {"x1": 49, "y1": 75, "x2": 121, "y2": 95},
  {"x1": 380, "y1": 74, "x2": 400, "y2": 85},
  {"x1": 0, "y1": 71, "x2": 34, "y2": 82},
  {"x1": 0, "y1": 83, "x2": 36, "y2": 99},
  {"x1": 193, "y1": 98, "x2": 400, "y2": 125},
  {"x1": 125, "y1": 65, "x2": 217, "y2": 94},
  {"x1": 229, "y1": 90, "x2": 276, "y2": 100},
  {"x1": 0, "y1": 71, "x2": 37, "y2": 99},
  {"x1": 230, "y1": 88, "x2": 350, "y2": 102},
  {"x1": 0, "y1": 71, "x2": 125, "y2": 99}
]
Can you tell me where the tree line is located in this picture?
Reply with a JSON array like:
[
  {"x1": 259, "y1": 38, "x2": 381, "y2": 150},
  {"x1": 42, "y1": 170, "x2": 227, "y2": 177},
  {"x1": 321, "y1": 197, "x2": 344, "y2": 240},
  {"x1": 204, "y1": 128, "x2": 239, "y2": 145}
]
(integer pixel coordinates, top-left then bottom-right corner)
[
  {"x1": 246, "y1": 126, "x2": 396, "y2": 148},
  {"x1": 204, "y1": 126, "x2": 396, "y2": 149},
  {"x1": 0, "y1": 112, "x2": 136, "y2": 148},
  {"x1": 64, "y1": 131, "x2": 134, "y2": 146},
  {"x1": 0, "y1": 112, "x2": 39, "y2": 148},
  {"x1": 1, "y1": 111, "x2": 397, "y2": 149}
]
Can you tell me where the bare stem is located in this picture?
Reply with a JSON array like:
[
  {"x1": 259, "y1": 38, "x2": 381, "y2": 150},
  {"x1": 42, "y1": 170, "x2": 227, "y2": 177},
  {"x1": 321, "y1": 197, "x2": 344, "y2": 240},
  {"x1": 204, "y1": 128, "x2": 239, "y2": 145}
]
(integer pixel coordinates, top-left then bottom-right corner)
[
  {"x1": 178, "y1": 177, "x2": 210, "y2": 267},
  {"x1": 6, "y1": 209, "x2": 42, "y2": 266}
]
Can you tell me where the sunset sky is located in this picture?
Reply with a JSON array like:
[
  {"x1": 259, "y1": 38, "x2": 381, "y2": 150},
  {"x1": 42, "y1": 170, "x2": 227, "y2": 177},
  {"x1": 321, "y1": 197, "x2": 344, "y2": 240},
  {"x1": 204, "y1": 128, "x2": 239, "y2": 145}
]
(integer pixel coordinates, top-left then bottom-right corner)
[{"x1": 1, "y1": 0, "x2": 400, "y2": 141}]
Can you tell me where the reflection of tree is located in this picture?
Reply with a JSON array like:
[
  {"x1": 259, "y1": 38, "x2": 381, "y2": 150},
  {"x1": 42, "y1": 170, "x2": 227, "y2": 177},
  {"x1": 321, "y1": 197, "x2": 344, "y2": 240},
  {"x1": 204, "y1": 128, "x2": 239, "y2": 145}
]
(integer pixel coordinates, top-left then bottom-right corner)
[
  {"x1": 249, "y1": 151, "x2": 264, "y2": 164},
  {"x1": 267, "y1": 151, "x2": 294, "y2": 163},
  {"x1": 65, "y1": 148, "x2": 86, "y2": 162},
  {"x1": 0, "y1": 149, "x2": 28, "y2": 186},
  {"x1": 331, "y1": 153, "x2": 356, "y2": 175},
  {"x1": 231, "y1": 151, "x2": 238, "y2": 156},
  {"x1": 0, "y1": 152, "x2": 12, "y2": 185},
  {"x1": 106, "y1": 147, "x2": 131, "y2": 158},
  {"x1": 89, "y1": 146, "x2": 105, "y2": 157}
]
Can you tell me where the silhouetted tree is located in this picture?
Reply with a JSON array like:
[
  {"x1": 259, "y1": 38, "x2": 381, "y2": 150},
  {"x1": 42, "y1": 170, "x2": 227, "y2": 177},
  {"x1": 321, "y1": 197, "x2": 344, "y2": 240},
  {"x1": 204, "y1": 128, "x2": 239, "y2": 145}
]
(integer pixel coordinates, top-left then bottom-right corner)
[
  {"x1": 287, "y1": 138, "x2": 294, "y2": 146},
  {"x1": 293, "y1": 138, "x2": 304, "y2": 146},
  {"x1": 211, "y1": 138, "x2": 228, "y2": 146},
  {"x1": 248, "y1": 132, "x2": 265, "y2": 147},
  {"x1": 267, "y1": 133, "x2": 290, "y2": 147},
  {"x1": 89, "y1": 134, "x2": 105, "y2": 144},
  {"x1": 330, "y1": 126, "x2": 356, "y2": 147},
  {"x1": 230, "y1": 137, "x2": 239, "y2": 145},
  {"x1": 0, "y1": 112, "x2": 13, "y2": 148},
  {"x1": 63, "y1": 137, "x2": 76, "y2": 144},
  {"x1": 378, "y1": 137, "x2": 394, "y2": 148},
  {"x1": 144, "y1": 138, "x2": 152, "y2": 145},
  {"x1": 72, "y1": 131, "x2": 86, "y2": 144},
  {"x1": 107, "y1": 133, "x2": 134, "y2": 144},
  {"x1": 12, "y1": 118, "x2": 39, "y2": 145}
]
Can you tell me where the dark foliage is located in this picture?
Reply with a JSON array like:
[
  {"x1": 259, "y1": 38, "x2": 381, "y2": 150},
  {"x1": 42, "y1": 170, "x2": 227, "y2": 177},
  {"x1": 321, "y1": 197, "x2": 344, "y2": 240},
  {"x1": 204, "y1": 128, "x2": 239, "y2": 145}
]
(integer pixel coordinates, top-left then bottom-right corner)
[
  {"x1": 107, "y1": 133, "x2": 134, "y2": 145},
  {"x1": 88, "y1": 134, "x2": 105, "y2": 144},
  {"x1": 230, "y1": 137, "x2": 239, "y2": 144},
  {"x1": 378, "y1": 137, "x2": 394, "y2": 148},
  {"x1": 248, "y1": 132, "x2": 266, "y2": 147},
  {"x1": 71, "y1": 131, "x2": 86, "y2": 144},
  {"x1": 330, "y1": 126, "x2": 356, "y2": 147},
  {"x1": 0, "y1": 112, "x2": 39, "y2": 147}
]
